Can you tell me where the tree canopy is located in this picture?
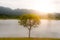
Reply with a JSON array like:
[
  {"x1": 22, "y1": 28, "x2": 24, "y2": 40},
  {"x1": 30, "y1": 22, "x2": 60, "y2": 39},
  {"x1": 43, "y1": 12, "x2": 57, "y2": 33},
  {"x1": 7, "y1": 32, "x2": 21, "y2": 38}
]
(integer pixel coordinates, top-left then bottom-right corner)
[{"x1": 19, "y1": 14, "x2": 40, "y2": 28}]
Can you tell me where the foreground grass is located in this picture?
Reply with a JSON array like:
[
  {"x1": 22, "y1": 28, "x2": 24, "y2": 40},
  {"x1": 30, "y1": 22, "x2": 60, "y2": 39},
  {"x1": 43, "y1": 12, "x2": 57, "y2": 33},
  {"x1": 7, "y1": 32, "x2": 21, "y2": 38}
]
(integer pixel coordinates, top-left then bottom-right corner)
[{"x1": 0, "y1": 38, "x2": 60, "y2": 40}]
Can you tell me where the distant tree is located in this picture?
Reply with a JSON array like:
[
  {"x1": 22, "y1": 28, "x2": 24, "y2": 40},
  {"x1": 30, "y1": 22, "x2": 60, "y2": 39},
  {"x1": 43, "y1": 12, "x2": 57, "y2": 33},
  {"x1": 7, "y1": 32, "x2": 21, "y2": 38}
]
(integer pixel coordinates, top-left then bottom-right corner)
[
  {"x1": 47, "y1": 13, "x2": 53, "y2": 20},
  {"x1": 47, "y1": 13, "x2": 53, "y2": 32},
  {"x1": 54, "y1": 13, "x2": 60, "y2": 20},
  {"x1": 18, "y1": 14, "x2": 41, "y2": 38}
]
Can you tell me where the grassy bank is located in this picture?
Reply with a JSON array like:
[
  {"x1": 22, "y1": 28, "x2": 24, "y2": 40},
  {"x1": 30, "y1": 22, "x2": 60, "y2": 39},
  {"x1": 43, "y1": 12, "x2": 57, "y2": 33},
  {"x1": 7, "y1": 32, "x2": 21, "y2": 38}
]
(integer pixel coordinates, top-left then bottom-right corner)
[{"x1": 0, "y1": 38, "x2": 60, "y2": 40}]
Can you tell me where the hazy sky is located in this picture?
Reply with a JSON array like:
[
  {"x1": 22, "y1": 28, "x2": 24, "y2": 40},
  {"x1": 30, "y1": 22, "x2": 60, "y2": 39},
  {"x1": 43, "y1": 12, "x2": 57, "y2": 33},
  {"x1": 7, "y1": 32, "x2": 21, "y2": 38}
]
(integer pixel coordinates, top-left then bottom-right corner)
[{"x1": 0, "y1": 0, "x2": 60, "y2": 13}]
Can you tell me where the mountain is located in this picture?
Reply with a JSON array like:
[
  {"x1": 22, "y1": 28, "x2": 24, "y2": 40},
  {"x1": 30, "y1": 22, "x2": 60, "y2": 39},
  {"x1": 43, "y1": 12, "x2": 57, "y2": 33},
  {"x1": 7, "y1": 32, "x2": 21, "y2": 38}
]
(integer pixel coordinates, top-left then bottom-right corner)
[{"x1": 0, "y1": 6, "x2": 37, "y2": 19}]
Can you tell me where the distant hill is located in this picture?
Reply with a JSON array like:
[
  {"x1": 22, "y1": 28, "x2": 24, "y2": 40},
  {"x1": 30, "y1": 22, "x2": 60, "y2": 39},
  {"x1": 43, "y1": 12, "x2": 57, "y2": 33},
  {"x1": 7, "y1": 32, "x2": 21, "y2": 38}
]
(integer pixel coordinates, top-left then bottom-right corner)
[
  {"x1": 0, "y1": 6, "x2": 37, "y2": 19},
  {"x1": 0, "y1": 6, "x2": 33, "y2": 16},
  {"x1": 0, "y1": 6, "x2": 60, "y2": 20}
]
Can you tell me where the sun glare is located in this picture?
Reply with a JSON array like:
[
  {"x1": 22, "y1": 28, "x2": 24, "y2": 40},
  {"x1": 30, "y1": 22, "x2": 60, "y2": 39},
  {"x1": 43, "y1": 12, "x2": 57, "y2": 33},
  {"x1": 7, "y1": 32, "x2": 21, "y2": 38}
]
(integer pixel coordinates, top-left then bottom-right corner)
[
  {"x1": 31, "y1": 0, "x2": 55, "y2": 14},
  {"x1": 25, "y1": 0, "x2": 55, "y2": 14},
  {"x1": 0, "y1": 0, "x2": 55, "y2": 14}
]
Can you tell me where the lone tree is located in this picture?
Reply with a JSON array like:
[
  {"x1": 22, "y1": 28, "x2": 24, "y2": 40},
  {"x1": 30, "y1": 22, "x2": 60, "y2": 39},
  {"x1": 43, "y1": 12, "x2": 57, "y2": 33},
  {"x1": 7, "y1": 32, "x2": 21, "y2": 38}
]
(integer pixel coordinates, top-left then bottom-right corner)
[{"x1": 18, "y1": 14, "x2": 41, "y2": 38}]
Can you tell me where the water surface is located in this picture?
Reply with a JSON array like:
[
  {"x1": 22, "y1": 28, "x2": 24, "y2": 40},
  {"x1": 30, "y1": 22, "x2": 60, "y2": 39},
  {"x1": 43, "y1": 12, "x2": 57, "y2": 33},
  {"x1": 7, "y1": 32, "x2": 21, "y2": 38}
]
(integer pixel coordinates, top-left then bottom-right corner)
[{"x1": 0, "y1": 19, "x2": 60, "y2": 38}]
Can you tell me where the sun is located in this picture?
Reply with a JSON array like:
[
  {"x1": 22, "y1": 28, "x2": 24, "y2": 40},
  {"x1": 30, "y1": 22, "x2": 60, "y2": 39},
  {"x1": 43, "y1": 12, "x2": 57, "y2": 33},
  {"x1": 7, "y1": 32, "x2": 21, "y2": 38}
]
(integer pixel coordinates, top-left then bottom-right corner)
[
  {"x1": 31, "y1": 4, "x2": 54, "y2": 14},
  {"x1": 27, "y1": 0, "x2": 55, "y2": 14}
]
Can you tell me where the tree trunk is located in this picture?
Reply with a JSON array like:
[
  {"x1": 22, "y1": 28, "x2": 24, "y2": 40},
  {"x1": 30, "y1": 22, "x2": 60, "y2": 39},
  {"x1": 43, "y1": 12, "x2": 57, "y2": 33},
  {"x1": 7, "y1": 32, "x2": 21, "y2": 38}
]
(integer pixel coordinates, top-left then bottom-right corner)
[
  {"x1": 28, "y1": 19, "x2": 32, "y2": 38},
  {"x1": 28, "y1": 29, "x2": 31, "y2": 38}
]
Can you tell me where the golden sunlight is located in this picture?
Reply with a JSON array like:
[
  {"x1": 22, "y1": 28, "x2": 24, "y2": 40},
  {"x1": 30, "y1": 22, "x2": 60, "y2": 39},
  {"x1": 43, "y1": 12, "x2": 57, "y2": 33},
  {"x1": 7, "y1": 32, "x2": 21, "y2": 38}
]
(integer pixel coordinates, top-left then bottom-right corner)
[{"x1": 28, "y1": 0, "x2": 55, "y2": 14}]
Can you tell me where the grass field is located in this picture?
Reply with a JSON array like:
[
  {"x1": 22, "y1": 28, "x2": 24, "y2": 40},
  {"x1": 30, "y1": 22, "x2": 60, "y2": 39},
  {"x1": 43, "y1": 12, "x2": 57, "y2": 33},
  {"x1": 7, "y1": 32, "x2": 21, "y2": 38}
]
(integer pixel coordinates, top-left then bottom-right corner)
[{"x1": 0, "y1": 38, "x2": 60, "y2": 40}]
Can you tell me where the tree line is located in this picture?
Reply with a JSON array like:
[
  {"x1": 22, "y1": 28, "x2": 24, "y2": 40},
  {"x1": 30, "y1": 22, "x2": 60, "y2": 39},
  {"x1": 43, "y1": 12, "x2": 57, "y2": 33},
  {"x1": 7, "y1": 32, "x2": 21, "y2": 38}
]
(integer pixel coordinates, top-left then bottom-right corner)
[
  {"x1": 0, "y1": 6, "x2": 60, "y2": 20},
  {"x1": 0, "y1": 6, "x2": 34, "y2": 19}
]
